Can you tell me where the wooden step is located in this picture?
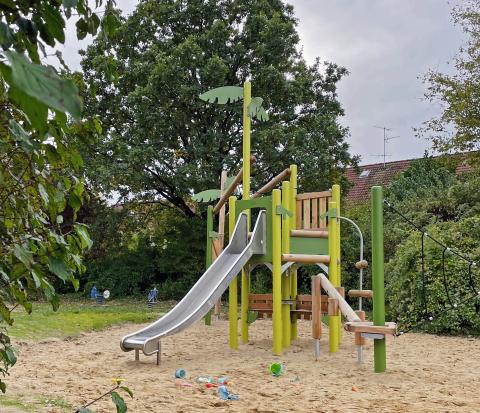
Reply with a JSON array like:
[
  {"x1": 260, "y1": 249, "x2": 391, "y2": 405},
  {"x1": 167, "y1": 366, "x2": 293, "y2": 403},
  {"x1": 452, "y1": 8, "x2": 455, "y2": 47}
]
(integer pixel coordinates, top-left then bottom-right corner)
[
  {"x1": 344, "y1": 321, "x2": 397, "y2": 335},
  {"x1": 282, "y1": 254, "x2": 330, "y2": 264},
  {"x1": 348, "y1": 289, "x2": 373, "y2": 299},
  {"x1": 290, "y1": 229, "x2": 328, "y2": 238}
]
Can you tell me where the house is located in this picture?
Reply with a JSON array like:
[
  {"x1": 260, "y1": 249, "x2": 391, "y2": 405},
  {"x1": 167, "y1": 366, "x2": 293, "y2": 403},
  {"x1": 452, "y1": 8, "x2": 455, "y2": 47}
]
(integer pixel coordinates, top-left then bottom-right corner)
[{"x1": 345, "y1": 154, "x2": 473, "y2": 204}]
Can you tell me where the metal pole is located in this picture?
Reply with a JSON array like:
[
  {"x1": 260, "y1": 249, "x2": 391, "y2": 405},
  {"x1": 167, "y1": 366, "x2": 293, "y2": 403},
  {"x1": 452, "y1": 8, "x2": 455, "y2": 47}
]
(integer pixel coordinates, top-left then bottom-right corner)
[
  {"x1": 372, "y1": 186, "x2": 386, "y2": 372},
  {"x1": 281, "y1": 181, "x2": 291, "y2": 348},
  {"x1": 337, "y1": 215, "x2": 365, "y2": 364}
]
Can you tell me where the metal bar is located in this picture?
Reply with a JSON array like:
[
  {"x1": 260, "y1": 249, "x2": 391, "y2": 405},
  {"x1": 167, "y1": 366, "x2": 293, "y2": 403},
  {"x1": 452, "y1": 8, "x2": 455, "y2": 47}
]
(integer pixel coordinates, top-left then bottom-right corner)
[
  {"x1": 328, "y1": 201, "x2": 339, "y2": 353},
  {"x1": 251, "y1": 168, "x2": 291, "y2": 199},
  {"x1": 156, "y1": 341, "x2": 161, "y2": 365},
  {"x1": 135, "y1": 349, "x2": 139, "y2": 361}
]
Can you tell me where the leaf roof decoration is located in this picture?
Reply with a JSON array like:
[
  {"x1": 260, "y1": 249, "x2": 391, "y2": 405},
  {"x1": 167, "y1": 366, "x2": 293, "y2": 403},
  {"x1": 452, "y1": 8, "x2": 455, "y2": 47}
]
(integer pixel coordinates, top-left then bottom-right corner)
[
  {"x1": 199, "y1": 86, "x2": 244, "y2": 104},
  {"x1": 224, "y1": 175, "x2": 235, "y2": 189},
  {"x1": 248, "y1": 96, "x2": 269, "y2": 121},
  {"x1": 192, "y1": 189, "x2": 221, "y2": 203}
]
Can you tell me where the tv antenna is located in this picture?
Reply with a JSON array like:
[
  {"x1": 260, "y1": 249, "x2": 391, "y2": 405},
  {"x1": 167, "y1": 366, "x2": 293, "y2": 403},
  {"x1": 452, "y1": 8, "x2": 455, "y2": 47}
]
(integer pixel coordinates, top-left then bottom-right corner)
[{"x1": 373, "y1": 126, "x2": 400, "y2": 167}]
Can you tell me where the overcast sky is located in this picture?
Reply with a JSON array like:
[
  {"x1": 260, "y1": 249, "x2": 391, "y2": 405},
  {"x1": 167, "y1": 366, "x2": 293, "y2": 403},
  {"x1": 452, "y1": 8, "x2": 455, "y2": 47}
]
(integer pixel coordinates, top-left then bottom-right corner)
[{"x1": 59, "y1": 0, "x2": 465, "y2": 165}]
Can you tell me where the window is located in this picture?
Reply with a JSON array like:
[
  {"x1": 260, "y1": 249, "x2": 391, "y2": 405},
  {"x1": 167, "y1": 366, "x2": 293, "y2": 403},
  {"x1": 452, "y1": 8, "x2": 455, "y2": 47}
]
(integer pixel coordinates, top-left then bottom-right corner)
[{"x1": 359, "y1": 169, "x2": 371, "y2": 178}]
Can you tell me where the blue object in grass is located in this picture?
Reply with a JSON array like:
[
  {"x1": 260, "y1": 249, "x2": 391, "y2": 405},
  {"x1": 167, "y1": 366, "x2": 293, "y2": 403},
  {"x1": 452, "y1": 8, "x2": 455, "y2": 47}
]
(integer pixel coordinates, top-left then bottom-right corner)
[{"x1": 90, "y1": 285, "x2": 97, "y2": 299}]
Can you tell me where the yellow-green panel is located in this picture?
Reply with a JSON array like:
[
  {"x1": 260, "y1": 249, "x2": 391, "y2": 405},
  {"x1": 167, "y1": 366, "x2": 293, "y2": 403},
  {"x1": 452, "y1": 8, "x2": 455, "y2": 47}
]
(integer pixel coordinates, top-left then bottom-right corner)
[{"x1": 290, "y1": 236, "x2": 328, "y2": 255}]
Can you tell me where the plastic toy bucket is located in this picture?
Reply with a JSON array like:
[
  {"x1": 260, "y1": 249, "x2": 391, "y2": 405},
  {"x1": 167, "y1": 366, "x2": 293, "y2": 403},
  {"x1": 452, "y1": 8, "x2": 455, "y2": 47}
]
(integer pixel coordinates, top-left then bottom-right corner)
[
  {"x1": 175, "y1": 368, "x2": 186, "y2": 379},
  {"x1": 270, "y1": 362, "x2": 284, "y2": 377}
]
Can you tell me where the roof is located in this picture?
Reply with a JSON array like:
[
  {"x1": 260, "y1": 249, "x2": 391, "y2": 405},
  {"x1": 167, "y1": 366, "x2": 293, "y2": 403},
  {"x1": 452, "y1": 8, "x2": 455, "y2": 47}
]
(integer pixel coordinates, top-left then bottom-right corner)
[{"x1": 345, "y1": 154, "x2": 474, "y2": 203}]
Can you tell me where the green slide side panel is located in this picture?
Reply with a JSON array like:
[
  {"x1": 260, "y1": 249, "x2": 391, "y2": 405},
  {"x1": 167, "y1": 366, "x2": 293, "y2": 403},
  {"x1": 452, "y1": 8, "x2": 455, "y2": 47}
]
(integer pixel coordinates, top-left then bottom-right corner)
[
  {"x1": 290, "y1": 236, "x2": 328, "y2": 255},
  {"x1": 236, "y1": 196, "x2": 272, "y2": 263}
]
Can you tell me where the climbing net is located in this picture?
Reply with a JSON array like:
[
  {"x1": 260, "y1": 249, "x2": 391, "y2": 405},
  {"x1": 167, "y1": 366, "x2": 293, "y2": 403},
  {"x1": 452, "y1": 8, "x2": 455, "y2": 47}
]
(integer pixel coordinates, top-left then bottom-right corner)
[{"x1": 383, "y1": 199, "x2": 480, "y2": 335}]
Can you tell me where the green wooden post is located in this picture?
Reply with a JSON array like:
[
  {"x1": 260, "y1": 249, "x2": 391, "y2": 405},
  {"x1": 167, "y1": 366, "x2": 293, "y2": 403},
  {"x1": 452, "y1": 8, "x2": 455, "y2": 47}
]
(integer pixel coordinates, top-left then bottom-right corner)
[
  {"x1": 328, "y1": 201, "x2": 339, "y2": 352},
  {"x1": 228, "y1": 196, "x2": 238, "y2": 349},
  {"x1": 272, "y1": 189, "x2": 283, "y2": 355},
  {"x1": 289, "y1": 164, "x2": 298, "y2": 340},
  {"x1": 372, "y1": 186, "x2": 386, "y2": 372},
  {"x1": 332, "y1": 184, "x2": 342, "y2": 343},
  {"x1": 281, "y1": 181, "x2": 291, "y2": 348},
  {"x1": 204, "y1": 205, "x2": 214, "y2": 325},
  {"x1": 240, "y1": 81, "x2": 251, "y2": 344}
]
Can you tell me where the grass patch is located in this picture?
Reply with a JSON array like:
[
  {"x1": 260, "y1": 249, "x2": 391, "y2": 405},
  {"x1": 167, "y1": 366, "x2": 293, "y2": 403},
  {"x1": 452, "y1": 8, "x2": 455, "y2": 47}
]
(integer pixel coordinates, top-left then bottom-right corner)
[
  {"x1": 8, "y1": 296, "x2": 173, "y2": 341},
  {"x1": 0, "y1": 395, "x2": 72, "y2": 412}
]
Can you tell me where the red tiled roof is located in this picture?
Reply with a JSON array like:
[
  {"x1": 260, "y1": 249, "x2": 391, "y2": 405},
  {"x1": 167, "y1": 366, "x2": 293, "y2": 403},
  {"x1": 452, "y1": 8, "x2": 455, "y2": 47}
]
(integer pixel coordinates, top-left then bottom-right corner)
[{"x1": 345, "y1": 154, "x2": 474, "y2": 203}]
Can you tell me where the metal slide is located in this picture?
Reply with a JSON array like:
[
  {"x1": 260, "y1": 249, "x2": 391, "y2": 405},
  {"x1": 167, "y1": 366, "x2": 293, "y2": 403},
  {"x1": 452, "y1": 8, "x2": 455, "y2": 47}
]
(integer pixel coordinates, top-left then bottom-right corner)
[{"x1": 120, "y1": 211, "x2": 266, "y2": 356}]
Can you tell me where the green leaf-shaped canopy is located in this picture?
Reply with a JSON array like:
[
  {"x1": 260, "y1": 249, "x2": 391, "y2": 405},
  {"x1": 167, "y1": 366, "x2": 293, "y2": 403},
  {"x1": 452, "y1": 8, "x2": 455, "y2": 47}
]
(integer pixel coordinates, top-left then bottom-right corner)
[
  {"x1": 247, "y1": 96, "x2": 269, "y2": 121},
  {"x1": 192, "y1": 189, "x2": 221, "y2": 203},
  {"x1": 199, "y1": 86, "x2": 243, "y2": 104}
]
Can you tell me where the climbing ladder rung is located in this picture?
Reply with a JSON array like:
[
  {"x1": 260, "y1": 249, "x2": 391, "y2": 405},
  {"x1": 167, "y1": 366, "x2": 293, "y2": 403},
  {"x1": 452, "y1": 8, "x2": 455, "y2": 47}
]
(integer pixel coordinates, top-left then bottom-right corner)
[
  {"x1": 282, "y1": 254, "x2": 330, "y2": 264},
  {"x1": 348, "y1": 289, "x2": 373, "y2": 299},
  {"x1": 344, "y1": 321, "x2": 397, "y2": 335},
  {"x1": 290, "y1": 229, "x2": 328, "y2": 238}
]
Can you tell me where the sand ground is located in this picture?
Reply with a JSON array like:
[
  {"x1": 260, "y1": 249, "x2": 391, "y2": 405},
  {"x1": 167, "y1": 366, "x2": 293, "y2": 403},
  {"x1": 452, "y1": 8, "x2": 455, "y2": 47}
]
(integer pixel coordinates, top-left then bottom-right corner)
[{"x1": 4, "y1": 318, "x2": 480, "y2": 412}]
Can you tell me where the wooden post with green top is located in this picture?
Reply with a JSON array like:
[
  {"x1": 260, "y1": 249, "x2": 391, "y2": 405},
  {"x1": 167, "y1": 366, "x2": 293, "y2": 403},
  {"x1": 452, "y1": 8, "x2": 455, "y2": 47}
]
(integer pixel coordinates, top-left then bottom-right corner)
[
  {"x1": 272, "y1": 188, "x2": 283, "y2": 355},
  {"x1": 289, "y1": 164, "x2": 298, "y2": 340},
  {"x1": 204, "y1": 205, "x2": 214, "y2": 325},
  {"x1": 331, "y1": 184, "x2": 342, "y2": 343},
  {"x1": 281, "y1": 181, "x2": 291, "y2": 348},
  {"x1": 328, "y1": 201, "x2": 340, "y2": 353},
  {"x1": 240, "y1": 81, "x2": 251, "y2": 343},
  {"x1": 228, "y1": 196, "x2": 238, "y2": 349},
  {"x1": 372, "y1": 186, "x2": 387, "y2": 372}
]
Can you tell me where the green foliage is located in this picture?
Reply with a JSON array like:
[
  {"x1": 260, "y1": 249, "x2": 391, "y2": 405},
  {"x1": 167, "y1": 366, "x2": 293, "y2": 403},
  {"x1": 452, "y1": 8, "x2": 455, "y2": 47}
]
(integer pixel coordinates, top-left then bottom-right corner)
[
  {"x1": 387, "y1": 218, "x2": 480, "y2": 335},
  {"x1": 418, "y1": 0, "x2": 480, "y2": 162},
  {"x1": 342, "y1": 157, "x2": 480, "y2": 334},
  {"x1": 75, "y1": 378, "x2": 133, "y2": 413},
  {"x1": 80, "y1": 0, "x2": 356, "y2": 218},
  {"x1": 0, "y1": 0, "x2": 121, "y2": 393},
  {"x1": 84, "y1": 203, "x2": 205, "y2": 299}
]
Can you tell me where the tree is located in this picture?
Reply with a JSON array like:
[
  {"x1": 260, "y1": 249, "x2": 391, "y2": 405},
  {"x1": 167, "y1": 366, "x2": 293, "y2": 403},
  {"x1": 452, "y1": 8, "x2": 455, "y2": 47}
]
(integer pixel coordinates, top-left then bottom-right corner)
[
  {"x1": 80, "y1": 0, "x2": 356, "y2": 218},
  {"x1": 418, "y1": 0, "x2": 480, "y2": 161},
  {"x1": 0, "y1": 0, "x2": 120, "y2": 394}
]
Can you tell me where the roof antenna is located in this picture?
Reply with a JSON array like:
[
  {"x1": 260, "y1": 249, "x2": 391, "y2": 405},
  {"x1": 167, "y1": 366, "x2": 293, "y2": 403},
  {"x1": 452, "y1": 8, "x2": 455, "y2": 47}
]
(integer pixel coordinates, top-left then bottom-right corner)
[{"x1": 373, "y1": 126, "x2": 399, "y2": 167}]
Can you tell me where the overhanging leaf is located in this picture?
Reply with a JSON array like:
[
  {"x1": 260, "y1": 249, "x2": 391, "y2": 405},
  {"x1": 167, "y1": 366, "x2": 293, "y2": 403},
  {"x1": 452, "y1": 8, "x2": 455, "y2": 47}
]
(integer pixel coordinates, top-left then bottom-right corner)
[
  {"x1": 192, "y1": 189, "x2": 220, "y2": 203},
  {"x1": 111, "y1": 391, "x2": 127, "y2": 413},
  {"x1": 199, "y1": 86, "x2": 243, "y2": 104},
  {"x1": 47, "y1": 256, "x2": 70, "y2": 281},
  {"x1": 5, "y1": 51, "x2": 82, "y2": 120}
]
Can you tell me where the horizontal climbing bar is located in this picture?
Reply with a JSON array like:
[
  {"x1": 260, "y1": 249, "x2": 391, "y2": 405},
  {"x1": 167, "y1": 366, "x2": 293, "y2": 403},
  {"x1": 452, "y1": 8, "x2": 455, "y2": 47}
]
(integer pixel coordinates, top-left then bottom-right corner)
[
  {"x1": 348, "y1": 289, "x2": 373, "y2": 299},
  {"x1": 290, "y1": 229, "x2": 328, "y2": 238},
  {"x1": 251, "y1": 168, "x2": 291, "y2": 199},
  {"x1": 296, "y1": 190, "x2": 331, "y2": 201},
  {"x1": 282, "y1": 254, "x2": 330, "y2": 264}
]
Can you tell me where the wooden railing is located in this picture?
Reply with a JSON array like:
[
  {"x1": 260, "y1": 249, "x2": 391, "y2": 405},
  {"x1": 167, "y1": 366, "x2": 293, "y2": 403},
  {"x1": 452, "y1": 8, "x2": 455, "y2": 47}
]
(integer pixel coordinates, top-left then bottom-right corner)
[{"x1": 295, "y1": 190, "x2": 332, "y2": 230}]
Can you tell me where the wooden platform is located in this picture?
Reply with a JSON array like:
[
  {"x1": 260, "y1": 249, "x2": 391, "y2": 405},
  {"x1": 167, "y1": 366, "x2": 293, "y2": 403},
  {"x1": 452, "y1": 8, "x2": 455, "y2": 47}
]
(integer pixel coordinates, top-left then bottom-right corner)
[{"x1": 343, "y1": 321, "x2": 397, "y2": 335}]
